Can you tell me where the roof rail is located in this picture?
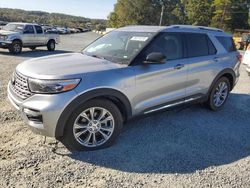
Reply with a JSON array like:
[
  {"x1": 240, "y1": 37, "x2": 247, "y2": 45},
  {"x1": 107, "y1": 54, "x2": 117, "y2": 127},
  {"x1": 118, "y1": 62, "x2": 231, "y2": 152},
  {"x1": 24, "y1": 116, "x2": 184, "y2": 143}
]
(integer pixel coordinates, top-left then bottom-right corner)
[
  {"x1": 170, "y1": 25, "x2": 223, "y2": 32},
  {"x1": 198, "y1": 26, "x2": 223, "y2": 32}
]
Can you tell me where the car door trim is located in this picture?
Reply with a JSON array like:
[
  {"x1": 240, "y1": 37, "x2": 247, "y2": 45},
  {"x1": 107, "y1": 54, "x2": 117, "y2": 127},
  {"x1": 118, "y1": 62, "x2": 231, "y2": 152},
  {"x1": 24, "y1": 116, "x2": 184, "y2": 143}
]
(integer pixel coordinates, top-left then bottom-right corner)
[{"x1": 143, "y1": 94, "x2": 204, "y2": 114}]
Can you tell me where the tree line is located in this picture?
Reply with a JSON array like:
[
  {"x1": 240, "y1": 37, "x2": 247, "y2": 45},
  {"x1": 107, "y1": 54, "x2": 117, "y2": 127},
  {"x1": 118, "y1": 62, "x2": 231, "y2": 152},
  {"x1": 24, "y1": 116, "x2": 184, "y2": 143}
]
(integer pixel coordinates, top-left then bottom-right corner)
[
  {"x1": 108, "y1": 0, "x2": 250, "y2": 32},
  {"x1": 0, "y1": 8, "x2": 106, "y2": 29}
]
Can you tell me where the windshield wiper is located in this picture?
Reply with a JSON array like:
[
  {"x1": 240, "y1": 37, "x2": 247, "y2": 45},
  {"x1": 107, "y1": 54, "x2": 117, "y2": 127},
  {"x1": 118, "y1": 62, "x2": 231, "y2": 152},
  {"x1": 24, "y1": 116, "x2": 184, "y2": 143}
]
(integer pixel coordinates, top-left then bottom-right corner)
[{"x1": 91, "y1": 54, "x2": 103, "y2": 59}]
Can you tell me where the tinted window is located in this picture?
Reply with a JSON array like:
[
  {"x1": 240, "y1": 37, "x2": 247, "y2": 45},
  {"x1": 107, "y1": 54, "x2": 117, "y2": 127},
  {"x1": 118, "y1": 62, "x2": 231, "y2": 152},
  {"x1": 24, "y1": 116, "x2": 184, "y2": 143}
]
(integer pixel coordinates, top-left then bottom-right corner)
[
  {"x1": 208, "y1": 38, "x2": 217, "y2": 55},
  {"x1": 35, "y1": 25, "x2": 43, "y2": 34},
  {"x1": 186, "y1": 33, "x2": 209, "y2": 57},
  {"x1": 24, "y1": 25, "x2": 35, "y2": 34},
  {"x1": 143, "y1": 33, "x2": 183, "y2": 61},
  {"x1": 216, "y1": 36, "x2": 236, "y2": 52}
]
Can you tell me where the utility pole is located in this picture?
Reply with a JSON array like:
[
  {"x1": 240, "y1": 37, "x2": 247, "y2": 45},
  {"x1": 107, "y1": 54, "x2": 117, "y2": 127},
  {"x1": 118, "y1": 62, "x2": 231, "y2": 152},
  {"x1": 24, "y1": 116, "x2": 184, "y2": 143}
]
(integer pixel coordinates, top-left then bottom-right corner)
[{"x1": 159, "y1": 3, "x2": 164, "y2": 26}]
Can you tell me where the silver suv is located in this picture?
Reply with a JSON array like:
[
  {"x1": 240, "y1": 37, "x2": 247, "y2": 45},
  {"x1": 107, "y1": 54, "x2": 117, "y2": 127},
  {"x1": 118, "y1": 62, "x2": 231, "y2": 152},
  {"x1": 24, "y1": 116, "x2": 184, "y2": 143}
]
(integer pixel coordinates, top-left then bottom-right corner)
[
  {"x1": 8, "y1": 25, "x2": 241, "y2": 151},
  {"x1": 0, "y1": 23, "x2": 60, "y2": 54}
]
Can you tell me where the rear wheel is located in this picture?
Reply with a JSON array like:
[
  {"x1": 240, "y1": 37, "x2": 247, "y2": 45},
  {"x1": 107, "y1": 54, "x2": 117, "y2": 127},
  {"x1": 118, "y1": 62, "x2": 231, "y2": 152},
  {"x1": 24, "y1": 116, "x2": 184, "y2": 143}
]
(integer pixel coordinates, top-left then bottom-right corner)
[
  {"x1": 9, "y1": 41, "x2": 22, "y2": 54},
  {"x1": 206, "y1": 77, "x2": 230, "y2": 111},
  {"x1": 60, "y1": 99, "x2": 123, "y2": 151},
  {"x1": 47, "y1": 40, "x2": 55, "y2": 51}
]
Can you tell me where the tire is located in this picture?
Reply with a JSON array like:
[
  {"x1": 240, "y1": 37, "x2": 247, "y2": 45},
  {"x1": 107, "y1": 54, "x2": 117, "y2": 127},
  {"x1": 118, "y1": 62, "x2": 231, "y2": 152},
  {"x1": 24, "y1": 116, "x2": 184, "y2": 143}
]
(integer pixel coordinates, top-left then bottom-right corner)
[
  {"x1": 206, "y1": 77, "x2": 230, "y2": 111},
  {"x1": 9, "y1": 40, "x2": 22, "y2": 54},
  {"x1": 47, "y1": 40, "x2": 55, "y2": 51},
  {"x1": 60, "y1": 99, "x2": 123, "y2": 151},
  {"x1": 29, "y1": 47, "x2": 36, "y2": 51}
]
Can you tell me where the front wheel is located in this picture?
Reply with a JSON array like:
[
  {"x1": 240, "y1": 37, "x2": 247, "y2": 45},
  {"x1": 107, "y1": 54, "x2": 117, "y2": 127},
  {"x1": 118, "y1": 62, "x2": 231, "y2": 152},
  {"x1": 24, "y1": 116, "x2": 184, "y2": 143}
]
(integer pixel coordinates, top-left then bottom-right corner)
[
  {"x1": 9, "y1": 41, "x2": 22, "y2": 54},
  {"x1": 47, "y1": 40, "x2": 55, "y2": 51},
  {"x1": 206, "y1": 77, "x2": 230, "y2": 111},
  {"x1": 60, "y1": 99, "x2": 123, "y2": 151}
]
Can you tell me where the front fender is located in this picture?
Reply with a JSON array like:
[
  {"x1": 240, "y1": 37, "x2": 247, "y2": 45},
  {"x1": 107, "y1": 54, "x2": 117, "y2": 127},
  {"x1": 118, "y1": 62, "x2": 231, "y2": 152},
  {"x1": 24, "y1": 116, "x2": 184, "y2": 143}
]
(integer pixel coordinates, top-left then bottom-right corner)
[{"x1": 55, "y1": 88, "x2": 132, "y2": 138}]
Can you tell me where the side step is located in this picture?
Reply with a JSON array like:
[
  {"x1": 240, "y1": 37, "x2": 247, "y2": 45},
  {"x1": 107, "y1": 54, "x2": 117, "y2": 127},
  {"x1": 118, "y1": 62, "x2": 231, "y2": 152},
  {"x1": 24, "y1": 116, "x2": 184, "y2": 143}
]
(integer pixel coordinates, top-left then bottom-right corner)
[{"x1": 144, "y1": 96, "x2": 202, "y2": 114}]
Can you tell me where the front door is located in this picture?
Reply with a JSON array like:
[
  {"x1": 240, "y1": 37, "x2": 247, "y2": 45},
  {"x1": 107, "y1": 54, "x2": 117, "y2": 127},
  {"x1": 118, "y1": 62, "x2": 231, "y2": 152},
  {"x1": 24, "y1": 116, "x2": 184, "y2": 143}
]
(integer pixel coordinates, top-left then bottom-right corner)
[
  {"x1": 132, "y1": 32, "x2": 188, "y2": 114},
  {"x1": 22, "y1": 25, "x2": 36, "y2": 46}
]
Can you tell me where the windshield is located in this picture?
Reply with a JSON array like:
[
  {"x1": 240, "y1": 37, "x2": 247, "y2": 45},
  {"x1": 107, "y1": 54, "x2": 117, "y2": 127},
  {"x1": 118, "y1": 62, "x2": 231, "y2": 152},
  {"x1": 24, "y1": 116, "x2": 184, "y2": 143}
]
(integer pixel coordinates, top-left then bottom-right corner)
[
  {"x1": 3, "y1": 23, "x2": 25, "y2": 32},
  {"x1": 82, "y1": 31, "x2": 154, "y2": 64}
]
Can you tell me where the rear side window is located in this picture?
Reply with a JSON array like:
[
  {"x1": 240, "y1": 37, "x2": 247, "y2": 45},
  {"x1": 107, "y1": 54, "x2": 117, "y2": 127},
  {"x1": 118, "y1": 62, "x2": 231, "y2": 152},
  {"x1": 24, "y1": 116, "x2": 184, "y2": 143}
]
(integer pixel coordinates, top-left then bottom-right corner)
[
  {"x1": 186, "y1": 33, "x2": 210, "y2": 57},
  {"x1": 35, "y1": 25, "x2": 43, "y2": 34},
  {"x1": 208, "y1": 38, "x2": 217, "y2": 55},
  {"x1": 216, "y1": 36, "x2": 236, "y2": 52}
]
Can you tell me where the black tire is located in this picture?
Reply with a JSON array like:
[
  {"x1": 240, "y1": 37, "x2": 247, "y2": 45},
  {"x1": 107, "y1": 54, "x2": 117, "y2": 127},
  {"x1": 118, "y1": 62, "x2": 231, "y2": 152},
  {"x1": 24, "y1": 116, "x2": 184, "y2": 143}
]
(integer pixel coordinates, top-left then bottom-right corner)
[
  {"x1": 47, "y1": 40, "x2": 55, "y2": 51},
  {"x1": 60, "y1": 99, "x2": 123, "y2": 151},
  {"x1": 206, "y1": 77, "x2": 230, "y2": 111},
  {"x1": 29, "y1": 47, "x2": 36, "y2": 51},
  {"x1": 9, "y1": 40, "x2": 22, "y2": 54}
]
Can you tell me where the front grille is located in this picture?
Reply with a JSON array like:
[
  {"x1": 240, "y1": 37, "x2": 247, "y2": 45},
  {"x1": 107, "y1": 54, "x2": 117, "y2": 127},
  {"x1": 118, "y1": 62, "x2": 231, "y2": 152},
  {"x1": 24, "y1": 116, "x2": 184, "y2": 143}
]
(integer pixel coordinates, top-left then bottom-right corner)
[{"x1": 10, "y1": 71, "x2": 33, "y2": 100}]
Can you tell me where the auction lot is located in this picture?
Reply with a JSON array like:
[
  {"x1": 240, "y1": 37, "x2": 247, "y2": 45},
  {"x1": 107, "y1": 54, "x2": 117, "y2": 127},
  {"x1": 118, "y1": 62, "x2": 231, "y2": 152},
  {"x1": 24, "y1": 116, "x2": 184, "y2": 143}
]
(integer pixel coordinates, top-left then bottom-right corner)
[{"x1": 1, "y1": 32, "x2": 250, "y2": 187}]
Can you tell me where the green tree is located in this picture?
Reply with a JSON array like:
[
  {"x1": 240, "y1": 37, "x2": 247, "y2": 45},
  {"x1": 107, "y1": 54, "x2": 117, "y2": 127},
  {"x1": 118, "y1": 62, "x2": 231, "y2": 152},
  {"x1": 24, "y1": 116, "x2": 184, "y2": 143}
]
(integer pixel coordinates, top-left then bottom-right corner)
[
  {"x1": 186, "y1": 0, "x2": 213, "y2": 26},
  {"x1": 107, "y1": 0, "x2": 183, "y2": 28},
  {"x1": 211, "y1": 0, "x2": 249, "y2": 31},
  {"x1": 229, "y1": 0, "x2": 249, "y2": 30}
]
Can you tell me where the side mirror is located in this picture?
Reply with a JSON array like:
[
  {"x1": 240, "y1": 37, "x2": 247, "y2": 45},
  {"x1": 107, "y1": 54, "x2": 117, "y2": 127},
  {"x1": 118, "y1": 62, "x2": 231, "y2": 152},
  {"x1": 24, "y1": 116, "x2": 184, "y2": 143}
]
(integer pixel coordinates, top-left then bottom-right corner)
[{"x1": 144, "y1": 52, "x2": 166, "y2": 64}]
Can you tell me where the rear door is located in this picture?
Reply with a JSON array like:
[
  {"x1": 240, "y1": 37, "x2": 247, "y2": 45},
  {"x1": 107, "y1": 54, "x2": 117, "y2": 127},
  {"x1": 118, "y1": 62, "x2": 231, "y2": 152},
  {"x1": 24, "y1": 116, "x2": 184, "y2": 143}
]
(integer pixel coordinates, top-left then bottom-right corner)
[
  {"x1": 184, "y1": 33, "x2": 218, "y2": 97},
  {"x1": 34, "y1": 25, "x2": 46, "y2": 45}
]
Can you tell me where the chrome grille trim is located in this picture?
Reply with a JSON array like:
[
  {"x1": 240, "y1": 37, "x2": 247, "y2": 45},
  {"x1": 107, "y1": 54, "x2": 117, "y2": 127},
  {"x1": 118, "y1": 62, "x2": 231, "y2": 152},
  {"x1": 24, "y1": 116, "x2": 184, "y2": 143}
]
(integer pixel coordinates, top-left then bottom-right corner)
[{"x1": 10, "y1": 71, "x2": 33, "y2": 100}]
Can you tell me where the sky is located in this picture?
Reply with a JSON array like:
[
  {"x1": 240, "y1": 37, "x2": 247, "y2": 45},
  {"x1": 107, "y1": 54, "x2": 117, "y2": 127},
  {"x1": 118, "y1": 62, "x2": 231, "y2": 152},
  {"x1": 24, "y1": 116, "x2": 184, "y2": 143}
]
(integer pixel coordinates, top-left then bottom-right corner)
[{"x1": 0, "y1": 0, "x2": 118, "y2": 19}]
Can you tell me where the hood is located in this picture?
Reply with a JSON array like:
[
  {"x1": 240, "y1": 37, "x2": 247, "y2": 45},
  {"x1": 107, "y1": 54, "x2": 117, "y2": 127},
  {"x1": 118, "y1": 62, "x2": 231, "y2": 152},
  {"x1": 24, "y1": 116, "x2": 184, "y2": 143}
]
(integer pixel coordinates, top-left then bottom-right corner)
[
  {"x1": 16, "y1": 53, "x2": 126, "y2": 79},
  {"x1": 0, "y1": 30, "x2": 20, "y2": 35}
]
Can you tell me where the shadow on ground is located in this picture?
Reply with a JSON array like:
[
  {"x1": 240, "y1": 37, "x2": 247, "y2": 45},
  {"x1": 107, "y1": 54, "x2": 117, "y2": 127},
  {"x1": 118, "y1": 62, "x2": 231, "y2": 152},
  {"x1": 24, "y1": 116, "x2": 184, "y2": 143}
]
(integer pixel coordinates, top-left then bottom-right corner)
[
  {"x1": 63, "y1": 93, "x2": 250, "y2": 174},
  {"x1": 0, "y1": 49, "x2": 72, "y2": 58}
]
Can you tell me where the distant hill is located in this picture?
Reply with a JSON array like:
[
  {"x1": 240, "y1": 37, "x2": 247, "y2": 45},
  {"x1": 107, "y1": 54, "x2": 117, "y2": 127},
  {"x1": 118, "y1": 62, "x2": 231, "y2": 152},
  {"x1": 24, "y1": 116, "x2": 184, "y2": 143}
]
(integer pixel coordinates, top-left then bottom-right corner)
[{"x1": 0, "y1": 8, "x2": 106, "y2": 29}]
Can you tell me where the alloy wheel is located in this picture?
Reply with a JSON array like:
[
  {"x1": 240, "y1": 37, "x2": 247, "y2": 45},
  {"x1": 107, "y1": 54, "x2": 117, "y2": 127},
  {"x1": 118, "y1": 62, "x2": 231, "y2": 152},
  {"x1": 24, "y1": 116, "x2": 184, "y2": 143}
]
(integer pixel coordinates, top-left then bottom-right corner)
[
  {"x1": 213, "y1": 81, "x2": 229, "y2": 107},
  {"x1": 73, "y1": 107, "x2": 115, "y2": 147}
]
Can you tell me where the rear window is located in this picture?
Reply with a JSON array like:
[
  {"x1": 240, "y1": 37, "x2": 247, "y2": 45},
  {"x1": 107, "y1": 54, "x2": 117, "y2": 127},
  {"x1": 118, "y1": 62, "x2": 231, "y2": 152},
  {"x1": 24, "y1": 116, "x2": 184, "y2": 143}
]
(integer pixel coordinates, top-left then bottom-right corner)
[
  {"x1": 216, "y1": 36, "x2": 236, "y2": 52},
  {"x1": 186, "y1": 33, "x2": 216, "y2": 57}
]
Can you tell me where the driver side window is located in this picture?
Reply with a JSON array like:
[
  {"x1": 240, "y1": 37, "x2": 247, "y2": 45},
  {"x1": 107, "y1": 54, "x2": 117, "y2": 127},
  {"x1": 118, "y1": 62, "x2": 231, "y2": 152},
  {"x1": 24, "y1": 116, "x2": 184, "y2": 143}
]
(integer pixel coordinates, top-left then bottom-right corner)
[
  {"x1": 142, "y1": 33, "x2": 183, "y2": 62},
  {"x1": 24, "y1": 25, "x2": 35, "y2": 34}
]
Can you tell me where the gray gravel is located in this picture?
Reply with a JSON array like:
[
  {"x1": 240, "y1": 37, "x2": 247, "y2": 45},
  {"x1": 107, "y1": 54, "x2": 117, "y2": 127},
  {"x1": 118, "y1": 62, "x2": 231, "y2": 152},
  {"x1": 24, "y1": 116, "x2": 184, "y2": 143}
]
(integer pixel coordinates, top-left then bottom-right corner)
[{"x1": 0, "y1": 32, "x2": 250, "y2": 188}]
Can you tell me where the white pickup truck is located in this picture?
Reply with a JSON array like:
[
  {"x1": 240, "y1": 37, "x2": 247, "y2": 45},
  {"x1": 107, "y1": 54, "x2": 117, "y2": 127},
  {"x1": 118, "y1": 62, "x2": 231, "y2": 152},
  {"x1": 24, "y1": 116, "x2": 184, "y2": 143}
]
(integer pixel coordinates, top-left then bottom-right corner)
[{"x1": 0, "y1": 22, "x2": 60, "y2": 54}]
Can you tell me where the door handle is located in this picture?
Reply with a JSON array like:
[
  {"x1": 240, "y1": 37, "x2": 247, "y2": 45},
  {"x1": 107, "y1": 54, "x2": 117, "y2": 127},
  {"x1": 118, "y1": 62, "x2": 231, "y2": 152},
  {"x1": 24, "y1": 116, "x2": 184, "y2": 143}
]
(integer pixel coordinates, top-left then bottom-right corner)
[{"x1": 174, "y1": 64, "x2": 185, "y2": 70}]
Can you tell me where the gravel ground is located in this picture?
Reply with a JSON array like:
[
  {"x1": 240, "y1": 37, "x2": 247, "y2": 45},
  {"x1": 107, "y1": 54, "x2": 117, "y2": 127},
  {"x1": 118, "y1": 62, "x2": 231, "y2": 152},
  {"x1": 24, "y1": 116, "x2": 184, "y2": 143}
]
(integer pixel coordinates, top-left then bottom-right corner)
[{"x1": 0, "y1": 32, "x2": 250, "y2": 188}]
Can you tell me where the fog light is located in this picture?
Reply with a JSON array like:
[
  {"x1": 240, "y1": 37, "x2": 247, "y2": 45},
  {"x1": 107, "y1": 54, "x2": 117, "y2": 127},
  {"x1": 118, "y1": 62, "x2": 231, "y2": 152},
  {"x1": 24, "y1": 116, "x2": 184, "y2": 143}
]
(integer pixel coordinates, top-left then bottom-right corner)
[{"x1": 23, "y1": 108, "x2": 43, "y2": 123}]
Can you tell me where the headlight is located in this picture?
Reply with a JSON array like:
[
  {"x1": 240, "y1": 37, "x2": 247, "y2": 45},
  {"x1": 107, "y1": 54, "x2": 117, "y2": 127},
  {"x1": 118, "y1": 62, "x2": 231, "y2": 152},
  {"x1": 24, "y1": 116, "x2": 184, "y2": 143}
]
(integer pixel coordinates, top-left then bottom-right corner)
[
  {"x1": 28, "y1": 78, "x2": 81, "y2": 94},
  {"x1": 0, "y1": 35, "x2": 8, "y2": 41}
]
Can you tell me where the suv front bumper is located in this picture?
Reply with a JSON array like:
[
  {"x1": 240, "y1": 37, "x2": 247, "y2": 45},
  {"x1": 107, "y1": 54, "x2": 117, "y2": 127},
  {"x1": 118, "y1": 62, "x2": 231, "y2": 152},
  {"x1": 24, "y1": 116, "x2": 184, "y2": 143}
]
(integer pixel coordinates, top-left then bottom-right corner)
[
  {"x1": 7, "y1": 82, "x2": 78, "y2": 137},
  {"x1": 0, "y1": 40, "x2": 11, "y2": 48}
]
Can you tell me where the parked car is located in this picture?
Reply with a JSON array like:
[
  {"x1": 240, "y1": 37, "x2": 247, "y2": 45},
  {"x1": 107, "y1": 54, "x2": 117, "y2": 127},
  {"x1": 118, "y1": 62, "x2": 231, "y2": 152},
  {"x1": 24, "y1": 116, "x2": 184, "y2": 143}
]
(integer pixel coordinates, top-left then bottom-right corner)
[
  {"x1": 244, "y1": 45, "x2": 250, "y2": 75},
  {"x1": 8, "y1": 25, "x2": 241, "y2": 151},
  {"x1": 234, "y1": 33, "x2": 250, "y2": 50},
  {"x1": 0, "y1": 21, "x2": 8, "y2": 30},
  {"x1": 0, "y1": 22, "x2": 60, "y2": 54},
  {"x1": 76, "y1": 27, "x2": 84, "y2": 32},
  {"x1": 57, "y1": 27, "x2": 67, "y2": 34},
  {"x1": 243, "y1": 45, "x2": 250, "y2": 65}
]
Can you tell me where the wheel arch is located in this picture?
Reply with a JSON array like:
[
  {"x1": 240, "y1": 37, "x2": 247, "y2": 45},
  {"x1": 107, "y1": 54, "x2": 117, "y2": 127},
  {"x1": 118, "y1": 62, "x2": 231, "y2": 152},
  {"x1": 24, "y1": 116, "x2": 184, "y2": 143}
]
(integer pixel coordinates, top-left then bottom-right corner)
[
  {"x1": 12, "y1": 38, "x2": 23, "y2": 45},
  {"x1": 208, "y1": 68, "x2": 236, "y2": 94},
  {"x1": 55, "y1": 88, "x2": 132, "y2": 138},
  {"x1": 47, "y1": 38, "x2": 55, "y2": 45}
]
